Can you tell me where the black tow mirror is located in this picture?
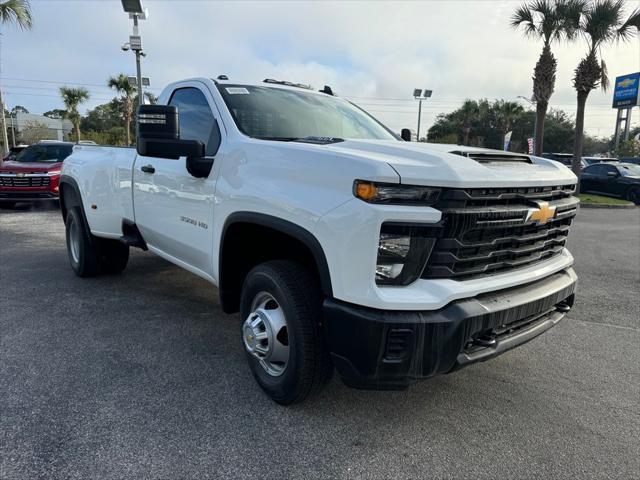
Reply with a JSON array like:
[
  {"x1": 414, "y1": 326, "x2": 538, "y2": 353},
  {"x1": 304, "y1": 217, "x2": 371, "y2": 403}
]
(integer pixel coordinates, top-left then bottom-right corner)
[
  {"x1": 400, "y1": 128, "x2": 412, "y2": 142},
  {"x1": 136, "y1": 105, "x2": 205, "y2": 160}
]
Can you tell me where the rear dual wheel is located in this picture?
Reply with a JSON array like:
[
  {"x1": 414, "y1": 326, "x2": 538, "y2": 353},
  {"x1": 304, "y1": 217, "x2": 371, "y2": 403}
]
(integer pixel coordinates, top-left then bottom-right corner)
[
  {"x1": 65, "y1": 207, "x2": 129, "y2": 277},
  {"x1": 240, "y1": 260, "x2": 333, "y2": 405}
]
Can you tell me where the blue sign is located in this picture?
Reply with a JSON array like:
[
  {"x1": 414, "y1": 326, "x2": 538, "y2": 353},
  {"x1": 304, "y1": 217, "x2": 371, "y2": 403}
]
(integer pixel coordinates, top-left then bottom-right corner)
[{"x1": 612, "y1": 72, "x2": 640, "y2": 109}]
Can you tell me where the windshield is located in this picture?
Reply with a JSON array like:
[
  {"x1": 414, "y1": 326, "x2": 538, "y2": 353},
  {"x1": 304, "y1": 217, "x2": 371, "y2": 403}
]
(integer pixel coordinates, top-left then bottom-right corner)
[
  {"x1": 15, "y1": 144, "x2": 73, "y2": 163},
  {"x1": 619, "y1": 164, "x2": 640, "y2": 177},
  {"x1": 217, "y1": 84, "x2": 397, "y2": 141}
]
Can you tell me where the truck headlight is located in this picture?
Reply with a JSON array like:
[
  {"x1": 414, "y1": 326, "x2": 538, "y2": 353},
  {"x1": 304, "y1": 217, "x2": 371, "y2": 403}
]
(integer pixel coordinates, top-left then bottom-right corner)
[
  {"x1": 354, "y1": 180, "x2": 440, "y2": 205},
  {"x1": 376, "y1": 224, "x2": 436, "y2": 286}
]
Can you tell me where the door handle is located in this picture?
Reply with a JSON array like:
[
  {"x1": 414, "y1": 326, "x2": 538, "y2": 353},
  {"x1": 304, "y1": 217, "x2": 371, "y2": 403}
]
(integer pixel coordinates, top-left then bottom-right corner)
[{"x1": 141, "y1": 165, "x2": 155, "y2": 174}]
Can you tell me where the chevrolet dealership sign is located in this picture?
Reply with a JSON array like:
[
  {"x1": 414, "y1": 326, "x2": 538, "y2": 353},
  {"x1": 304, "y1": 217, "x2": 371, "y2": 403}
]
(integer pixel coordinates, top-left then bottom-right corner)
[{"x1": 612, "y1": 72, "x2": 640, "y2": 109}]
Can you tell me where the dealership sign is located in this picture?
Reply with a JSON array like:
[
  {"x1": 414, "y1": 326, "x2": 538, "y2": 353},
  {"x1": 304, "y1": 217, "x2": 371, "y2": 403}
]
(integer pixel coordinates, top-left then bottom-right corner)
[{"x1": 612, "y1": 72, "x2": 640, "y2": 108}]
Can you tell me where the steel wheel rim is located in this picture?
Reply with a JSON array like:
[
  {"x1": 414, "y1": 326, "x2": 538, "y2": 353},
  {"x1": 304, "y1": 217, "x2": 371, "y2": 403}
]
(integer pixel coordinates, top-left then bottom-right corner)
[
  {"x1": 69, "y1": 219, "x2": 81, "y2": 264},
  {"x1": 243, "y1": 291, "x2": 290, "y2": 377}
]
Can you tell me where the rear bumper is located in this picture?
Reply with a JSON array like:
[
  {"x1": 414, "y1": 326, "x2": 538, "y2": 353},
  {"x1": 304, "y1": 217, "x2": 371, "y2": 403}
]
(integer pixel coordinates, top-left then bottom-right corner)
[{"x1": 323, "y1": 268, "x2": 577, "y2": 390}]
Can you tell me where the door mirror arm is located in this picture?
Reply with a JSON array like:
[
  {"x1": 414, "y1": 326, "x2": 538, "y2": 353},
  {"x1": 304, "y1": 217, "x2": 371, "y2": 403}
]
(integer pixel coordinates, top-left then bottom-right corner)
[{"x1": 186, "y1": 155, "x2": 214, "y2": 178}]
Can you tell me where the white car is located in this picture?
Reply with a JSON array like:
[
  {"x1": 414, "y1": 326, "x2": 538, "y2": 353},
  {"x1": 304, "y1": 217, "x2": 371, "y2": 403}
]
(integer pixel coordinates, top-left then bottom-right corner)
[{"x1": 60, "y1": 77, "x2": 579, "y2": 404}]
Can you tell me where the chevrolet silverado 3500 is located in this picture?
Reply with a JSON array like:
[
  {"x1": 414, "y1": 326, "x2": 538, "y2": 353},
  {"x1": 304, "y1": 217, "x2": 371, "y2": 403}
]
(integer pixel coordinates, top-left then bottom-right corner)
[{"x1": 60, "y1": 77, "x2": 578, "y2": 404}]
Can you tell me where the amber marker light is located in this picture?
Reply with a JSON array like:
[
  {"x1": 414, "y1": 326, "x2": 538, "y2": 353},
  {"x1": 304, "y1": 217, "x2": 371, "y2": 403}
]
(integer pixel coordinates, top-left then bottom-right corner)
[{"x1": 355, "y1": 181, "x2": 378, "y2": 201}]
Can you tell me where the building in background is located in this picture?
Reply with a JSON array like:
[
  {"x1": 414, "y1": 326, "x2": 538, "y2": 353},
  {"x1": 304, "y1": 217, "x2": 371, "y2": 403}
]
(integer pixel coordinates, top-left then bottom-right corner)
[{"x1": 8, "y1": 113, "x2": 73, "y2": 143}]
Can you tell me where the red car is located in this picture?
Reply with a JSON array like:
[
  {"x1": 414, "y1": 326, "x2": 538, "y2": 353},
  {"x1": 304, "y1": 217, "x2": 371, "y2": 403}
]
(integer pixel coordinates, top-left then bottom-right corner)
[{"x1": 0, "y1": 141, "x2": 74, "y2": 208}]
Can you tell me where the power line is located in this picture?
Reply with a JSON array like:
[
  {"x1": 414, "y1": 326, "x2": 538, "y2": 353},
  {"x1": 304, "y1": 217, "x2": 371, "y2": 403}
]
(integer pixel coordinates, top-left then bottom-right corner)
[{"x1": 0, "y1": 76, "x2": 161, "y2": 92}]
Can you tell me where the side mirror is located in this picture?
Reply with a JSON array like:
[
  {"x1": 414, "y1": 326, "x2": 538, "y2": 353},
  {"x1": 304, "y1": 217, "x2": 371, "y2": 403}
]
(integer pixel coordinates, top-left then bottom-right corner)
[
  {"x1": 136, "y1": 105, "x2": 205, "y2": 160},
  {"x1": 607, "y1": 171, "x2": 619, "y2": 177},
  {"x1": 400, "y1": 128, "x2": 412, "y2": 142}
]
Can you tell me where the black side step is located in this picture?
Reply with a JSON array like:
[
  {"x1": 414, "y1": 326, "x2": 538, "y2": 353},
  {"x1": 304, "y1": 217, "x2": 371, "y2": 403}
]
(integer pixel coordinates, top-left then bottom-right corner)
[{"x1": 120, "y1": 219, "x2": 148, "y2": 251}]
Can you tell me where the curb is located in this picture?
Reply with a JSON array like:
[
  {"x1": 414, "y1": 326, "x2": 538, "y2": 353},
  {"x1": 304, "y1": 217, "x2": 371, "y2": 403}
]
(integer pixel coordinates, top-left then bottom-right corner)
[{"x1": 579, "y1": 203, "x2": 636, "y2": 209}]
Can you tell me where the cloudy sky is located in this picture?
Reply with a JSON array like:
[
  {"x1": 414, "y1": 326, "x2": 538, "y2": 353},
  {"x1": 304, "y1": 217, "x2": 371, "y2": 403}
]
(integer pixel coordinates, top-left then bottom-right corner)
[{"x1": 1, "y1": 0, "x2": 638, "y2": 137}]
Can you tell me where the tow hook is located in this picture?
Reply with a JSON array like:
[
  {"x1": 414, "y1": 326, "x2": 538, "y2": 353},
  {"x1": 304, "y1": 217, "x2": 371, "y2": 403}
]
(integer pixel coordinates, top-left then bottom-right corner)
[
  {"x1": 472, "y1": 334, "x2": 497, "y2": 348},
  {"x1": 555, "y1": 302, "x2": 571, "y2": 313}
]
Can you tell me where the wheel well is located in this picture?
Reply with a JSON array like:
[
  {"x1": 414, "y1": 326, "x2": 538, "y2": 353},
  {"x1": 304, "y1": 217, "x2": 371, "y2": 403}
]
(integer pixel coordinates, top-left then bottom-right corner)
[
  {"x1": 59, "y1": 180, "x2": 81, "y2": 222},
  {"x1": 219, "y1": 218, "x2": 332, "y2": 314}
]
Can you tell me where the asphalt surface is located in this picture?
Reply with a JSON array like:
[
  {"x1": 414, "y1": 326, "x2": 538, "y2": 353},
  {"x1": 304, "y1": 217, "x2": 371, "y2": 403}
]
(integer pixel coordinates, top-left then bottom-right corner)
[{"x1": 1, "y1": 204, "x2": 639, "y2": 480}]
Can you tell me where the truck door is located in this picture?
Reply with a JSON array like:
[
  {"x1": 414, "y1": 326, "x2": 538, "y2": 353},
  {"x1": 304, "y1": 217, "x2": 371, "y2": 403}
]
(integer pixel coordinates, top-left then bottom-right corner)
[{"x1": 133, "y1": 85, "x2": 221, "y2": 279}]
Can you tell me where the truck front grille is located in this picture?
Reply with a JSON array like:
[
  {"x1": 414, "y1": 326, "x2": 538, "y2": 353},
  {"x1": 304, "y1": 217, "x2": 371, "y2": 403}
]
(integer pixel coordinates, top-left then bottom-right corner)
[
  {"x1": 0, "y1": 175, "x2": 51, "y2": 188},
  {"x1": 421, "y1": 185, "x2": 578, "y2": 280}
]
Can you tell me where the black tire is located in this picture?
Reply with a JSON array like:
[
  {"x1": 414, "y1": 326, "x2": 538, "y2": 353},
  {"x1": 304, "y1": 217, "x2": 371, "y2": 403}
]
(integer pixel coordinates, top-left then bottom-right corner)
[
  {"x1": 625, "y1": 186, "x2": 640, "y2": 205},
  {"x1": 99, "y1": 239, "x2": 129, "y2": 274},
  {"x1": 240, "y1": 260, "x2": 333, "y2": 405},
  {"x1": 0, "y1": 201, "x2": 16, "y2": 209},
  {"x1": 65, "y1": 207, "x2": 100, "y2": 277}
]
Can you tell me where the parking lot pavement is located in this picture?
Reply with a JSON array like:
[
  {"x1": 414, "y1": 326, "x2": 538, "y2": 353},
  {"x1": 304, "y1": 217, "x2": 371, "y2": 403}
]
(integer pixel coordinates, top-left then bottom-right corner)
[{"x1": 1, "y1": 205, "x2": 638, "y2": 480}]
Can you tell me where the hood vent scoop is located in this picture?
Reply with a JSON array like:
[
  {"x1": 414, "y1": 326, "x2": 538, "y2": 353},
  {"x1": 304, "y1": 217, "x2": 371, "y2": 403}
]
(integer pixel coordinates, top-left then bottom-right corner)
[{"x1": 450, "y1": 151, "x2": 533, "y2": 164}]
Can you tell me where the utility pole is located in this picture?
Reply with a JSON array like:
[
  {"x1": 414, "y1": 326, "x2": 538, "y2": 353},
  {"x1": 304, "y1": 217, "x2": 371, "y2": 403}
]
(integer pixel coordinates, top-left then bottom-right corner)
[
  {"x1": 121, "y1": 0, "x2": 148, "y2": 109},
  {"x1": 132, "y1": 15, "x2": 144, "y2": 109},
  {"x1": 416, "y1": 98, "x2": 422, "y2": 141},
  {"x1": 0, "y1": 90, "x2": 8, "y2": 156},
  {"x1": 413, "y1": 88, "x2": 432, "y2": 142}
]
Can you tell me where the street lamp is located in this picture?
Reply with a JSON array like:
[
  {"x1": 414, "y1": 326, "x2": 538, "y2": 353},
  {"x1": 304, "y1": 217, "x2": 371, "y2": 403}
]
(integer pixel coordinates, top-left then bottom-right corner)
[
  {"x1": 517, "y1": 95, "x2": 537, "y2": 154},
  {"x1": 121, "y1": 0, "x2": 149, "y2": 109},
  {"x1": 413, "y1": 88, "x2": 432, "y2": 142}
]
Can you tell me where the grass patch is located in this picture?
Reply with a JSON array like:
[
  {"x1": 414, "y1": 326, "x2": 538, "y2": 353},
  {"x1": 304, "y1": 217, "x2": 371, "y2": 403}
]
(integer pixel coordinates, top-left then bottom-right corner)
[{"x1": 578, "y1": 193, "x2": 632, "y2": 205}]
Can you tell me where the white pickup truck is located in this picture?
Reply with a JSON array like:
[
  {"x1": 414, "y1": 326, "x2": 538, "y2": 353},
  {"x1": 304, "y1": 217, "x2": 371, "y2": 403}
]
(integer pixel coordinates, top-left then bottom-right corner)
[{"x1": 61, "y1": 77, "x2": 579, "y2": 404}]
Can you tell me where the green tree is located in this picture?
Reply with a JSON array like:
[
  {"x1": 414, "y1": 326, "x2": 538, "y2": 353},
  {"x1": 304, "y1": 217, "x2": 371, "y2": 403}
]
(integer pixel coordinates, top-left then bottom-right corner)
[
  {"x1": 81, "y1": 102, "x2": 122, "y2": 133},
  {"x1": 458, "y1": 100, "x2": 481, "y2": 145},
  {"x1": 10, "y1": 105, "x2": 28, "y2": 115},
  {"x1": 511, "y1": 0, "x2": 583, "y2": 155},
  {"x1": 108, "y1": 74, "x2": 136, "y2": 146},
  {"x1": 59, "y1": 86, "x2": 90, "y2": 142},
  {"x1": 43, "y1": 109, "x2": 67, "y2": 120},
  {"x1": 615, "y1": 139, "x2": 640, "y2": 157},
  {"x1": 571, "y1": 0, "x2": 640, "y2": 176}
]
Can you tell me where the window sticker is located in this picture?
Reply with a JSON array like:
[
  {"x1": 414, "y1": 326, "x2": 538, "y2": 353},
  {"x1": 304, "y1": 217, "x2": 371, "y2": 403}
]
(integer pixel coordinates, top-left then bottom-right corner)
[{"x1": 226, "y1": 87, "x2": 250, "y2": 95}]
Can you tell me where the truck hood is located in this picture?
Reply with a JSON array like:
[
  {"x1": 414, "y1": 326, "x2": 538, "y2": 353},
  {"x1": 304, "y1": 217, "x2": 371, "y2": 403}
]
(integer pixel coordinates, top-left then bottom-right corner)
[
  {"x1": 319, "y1": 140, "x2": 577, "y2": 188},
  {"x1": 0, "y1": 160, "x2": 62, "y2": 173}
]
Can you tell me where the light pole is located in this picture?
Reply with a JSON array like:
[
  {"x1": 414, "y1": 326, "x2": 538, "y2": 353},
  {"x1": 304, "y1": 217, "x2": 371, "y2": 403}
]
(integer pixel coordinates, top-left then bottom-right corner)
[
  {"x1": 121, "y1": 0, "x2": 148, "y2": 109},
  {"x1": 413, "y1": 88, "x2": 432, "y2": 142},
  {"x1": 517, "y1": 95, "x2": 537, "y2": 154}
]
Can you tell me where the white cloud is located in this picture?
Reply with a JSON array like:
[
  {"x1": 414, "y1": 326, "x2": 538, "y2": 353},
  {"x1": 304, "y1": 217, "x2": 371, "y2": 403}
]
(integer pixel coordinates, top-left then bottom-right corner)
[{"x1": 2, "y1": 0, "x2": 638, "y2": 137}]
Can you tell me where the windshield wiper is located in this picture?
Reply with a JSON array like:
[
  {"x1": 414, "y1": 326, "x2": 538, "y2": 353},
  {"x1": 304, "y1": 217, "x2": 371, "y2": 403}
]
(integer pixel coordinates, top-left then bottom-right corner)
[
  {"x1": 254, "y1": 136, "x2": 344, "y2": 145},
  {"x1": 294, "y1": 136, "x2": 344, "y2": 145},
  {"x1": 254, "y1": 136, "x2": 300, "y2": 142}
]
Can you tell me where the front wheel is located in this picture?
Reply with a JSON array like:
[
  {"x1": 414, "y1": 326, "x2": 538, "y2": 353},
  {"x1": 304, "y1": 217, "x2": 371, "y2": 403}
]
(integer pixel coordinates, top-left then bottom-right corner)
[
  {"x1": 240, "y1": 260, "x2": 333, "y2": 405},
  {"x1": 626, "y1": 186, "x2": 640, "y2": 205}
]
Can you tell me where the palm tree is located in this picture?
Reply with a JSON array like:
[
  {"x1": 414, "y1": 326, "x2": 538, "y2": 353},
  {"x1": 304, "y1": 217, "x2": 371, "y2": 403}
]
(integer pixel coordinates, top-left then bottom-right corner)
[
  {"x1": 494, "y1": 100, "x2": 525, "y2": 141},
  {"x1": 571, "y1": 0, "x2": 640, "y2": 176},
  {"x1": 0, "y1": 0, "x2": 33, "y2": 154},
  {"x1": 0, "y1": 0, "x2": 32, "y2": 29},
  {"x1": 59, "y1": 87, "x2": 89, "y2": 142},
  {"x1": 511, "y1": 0, "x2": 583, "y2": 156},
  {"x1": 108, "y1": 74, "x2": 136, "y2": 146}
]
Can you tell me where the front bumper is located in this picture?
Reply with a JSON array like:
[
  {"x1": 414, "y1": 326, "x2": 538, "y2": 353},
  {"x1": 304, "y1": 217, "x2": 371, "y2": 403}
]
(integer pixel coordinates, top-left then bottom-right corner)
[
  {"x1": 0, "y1": 191, "x2": 59, "y2": 202},
  {"x1": 323, "y1": 268, "x2": 577, "y2": 390}
]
